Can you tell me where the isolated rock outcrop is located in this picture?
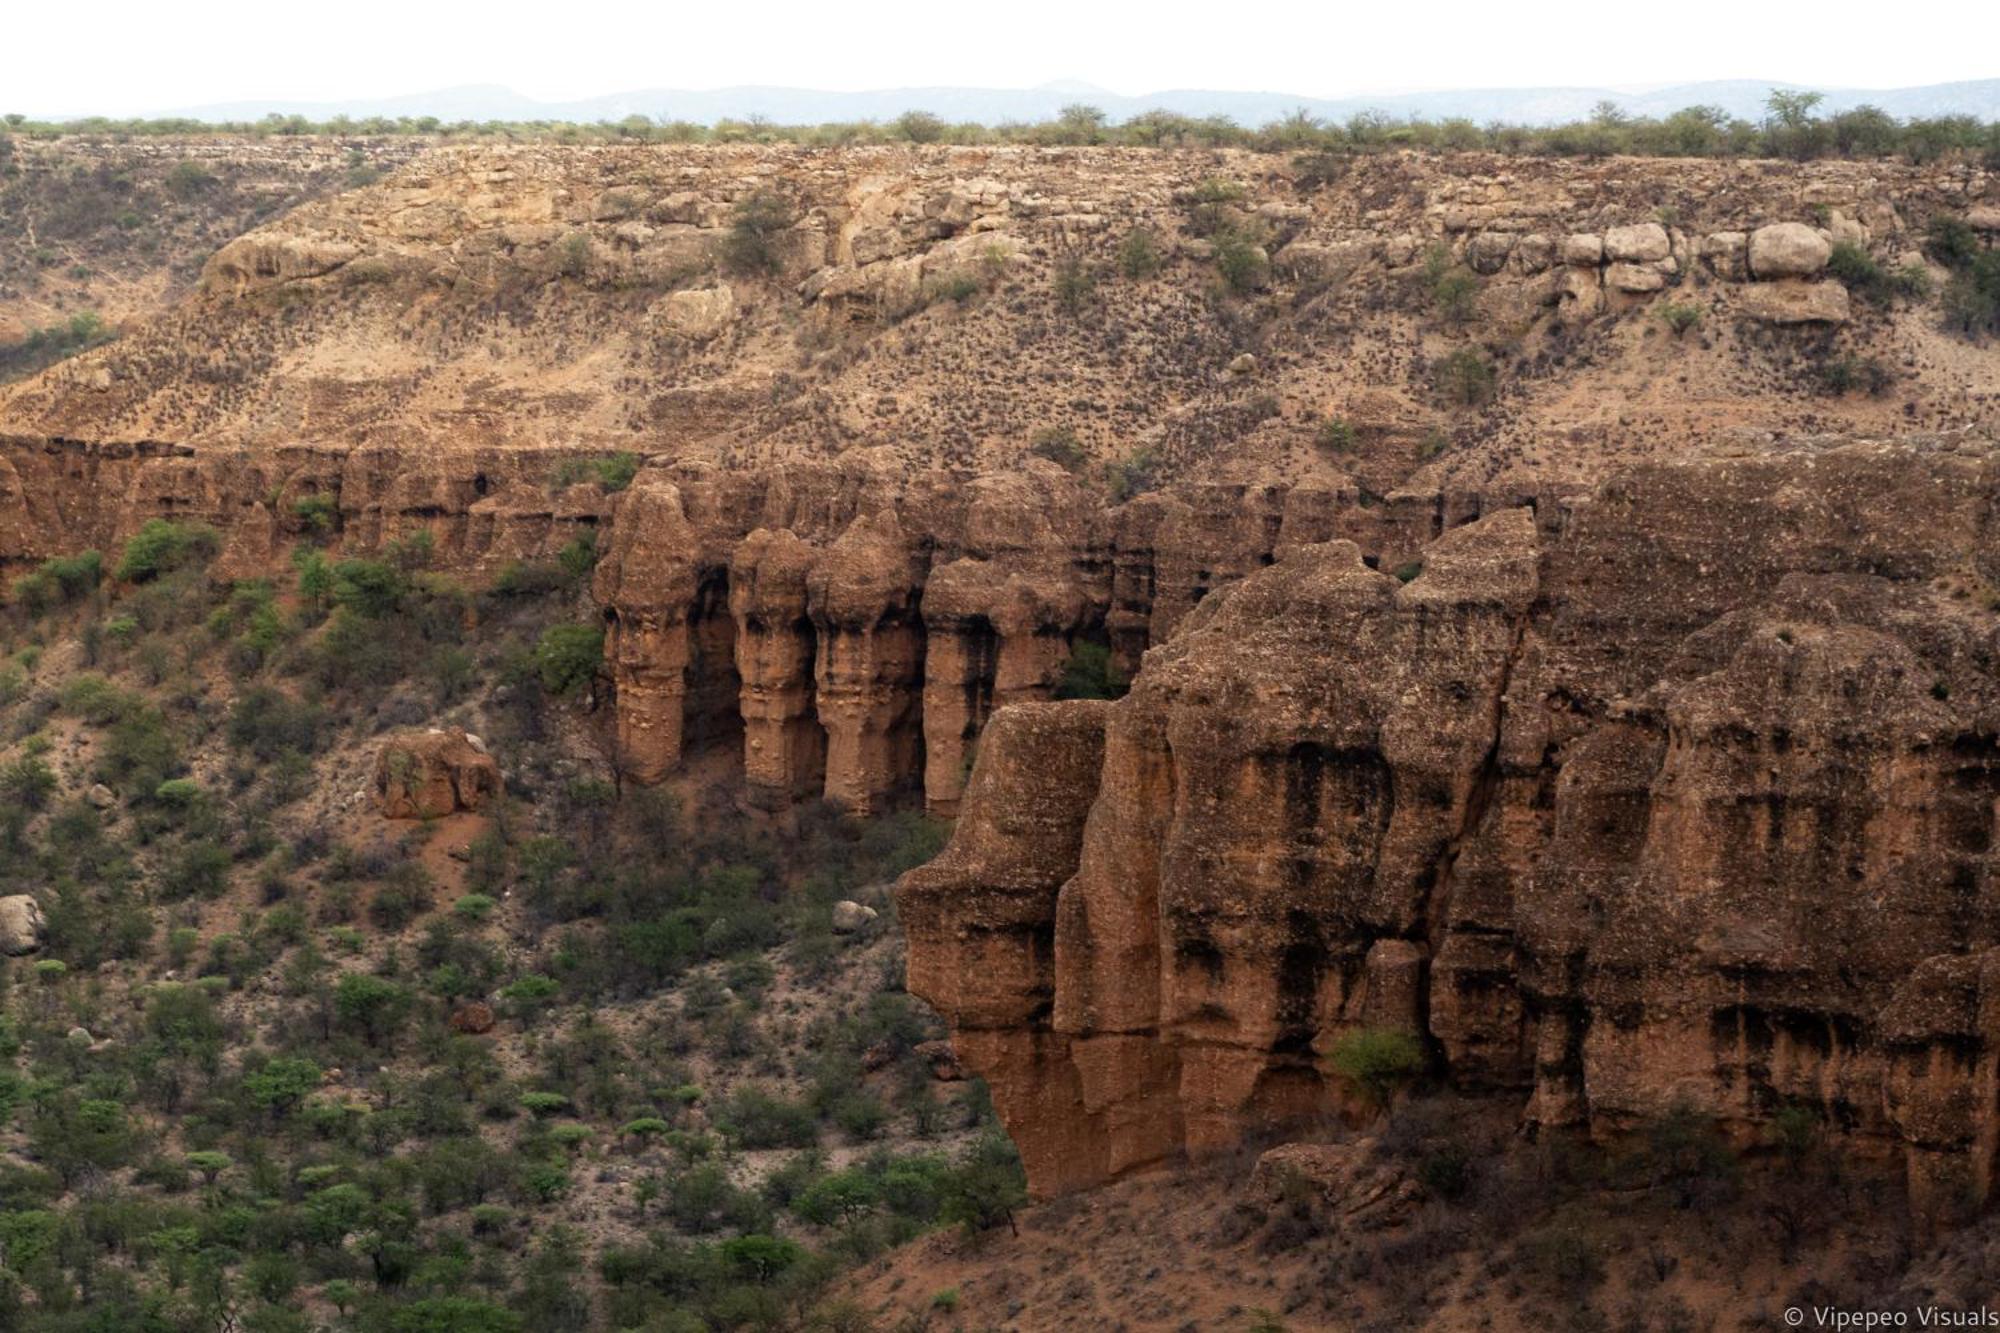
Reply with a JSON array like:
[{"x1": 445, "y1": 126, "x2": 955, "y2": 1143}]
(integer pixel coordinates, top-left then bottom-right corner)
[
  {"x1": 902, "y1": 441, "x2": 2000, "y2": 1229},
  {"x1": 1748, "y1": 222, "x2": 1833, "y2": 279},
  {"x1": 374, "y1": 730, "x2": 503, "y2": 819},
  {"x1": 0, "y1": 896, "x2": 46, "y2": 955}
]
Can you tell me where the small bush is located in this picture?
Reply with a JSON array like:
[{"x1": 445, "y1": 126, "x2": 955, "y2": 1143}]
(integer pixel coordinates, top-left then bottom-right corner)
[
  {"x1": 1028, "y1": 427, "x2": 1086, "y2": 472},
  {"x1": 723, "y1": 192, "x2": 792, "y2": 276},
  {"x1": 553, "y1": 453, "x2": 640, "y2": 492},
  {"x1": 1052, "y1": 642, "x2": 1127, "y2": 701},
  {"x1": 1117, "y1": 229, "x2": 1162, "y2": 279},
  {"x1": 1052, "y1": 252, "x2": 1097, "y2": 314},
  {"x1": 12, "y1": 550, "x2": 102, "y2": 614},
  {"x1": 1658, "y1": 301, "x2": 1704, "y2": 337},
  {"x1": 535, "y1": 624, "x2": 604, "y2": 695},
  {"x1": 1317, "y1": 417, "x2": 1357, "y2": 452},
  {"x1": 115, "y1": 520, "x2": 218, "y2": 582},
  {"x1": 1328, "y1": 1028, "x2": 1425, "y2": 1113},
  {"x1": 1212, "y1": 229, "x2": 1268, "y2": 295},
  {"x1": 890, "y1": 110, "x2": 946, "y2": 144},
  {"x1": 1816, "y1": 354, "x2": 1895, "y2": 396},
  {"x1": 1434, "y1": 349, "x2": 1495, "y2": 406},
  {"x1": 1104, "y1": 447, "x2": 1159, "y2": 502}
]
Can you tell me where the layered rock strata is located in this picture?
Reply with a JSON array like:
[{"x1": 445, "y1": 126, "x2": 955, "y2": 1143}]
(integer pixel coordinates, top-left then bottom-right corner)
[{"x1": 901, "y1": 439, "x2": 2000, "y2": 1233}]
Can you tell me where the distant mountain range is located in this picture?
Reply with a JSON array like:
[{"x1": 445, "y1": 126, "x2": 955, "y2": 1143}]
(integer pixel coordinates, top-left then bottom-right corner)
[{"x1": 139, "y1": 78, "x2": 2000, "y2": 128}]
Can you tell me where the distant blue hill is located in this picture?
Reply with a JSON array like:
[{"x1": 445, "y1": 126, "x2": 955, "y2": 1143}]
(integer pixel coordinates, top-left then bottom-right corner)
[{"x1": 134, "y1": 77, "x2": 2000, "y2": 128}]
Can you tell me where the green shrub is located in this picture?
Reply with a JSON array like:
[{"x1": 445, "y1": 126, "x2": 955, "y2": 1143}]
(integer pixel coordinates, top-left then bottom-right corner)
[
  {"x1": 1327, "y1": 1027, "x2": 1426, "y2": 1113},
  {"x1": 330, "y1": 558, "x2": 406, "y2": 618},
  {"x1": 1434, "y1": 348, "x2": 1495, "y2": 406},
  {"x1": 1052, "y1": 252, "x2": 1098, "y2": 313},
  {"x1": 1316, "y1": 417, "x2": 1357, "y2": 451},
  {"x1": 554, "y1": 453, "x2": 639, "y2": 492},
  {"x1": 1431, "y1": 268, "x2": 1479, "y2": 323},
  {"x1": 1658, "y1": 300, "x2": 1704, "y2": 336},
  {"x1": 0, "y1": 311, "x2": 116, "y2": 380},
  {"x1": 453, "y1": 893, "x2": 497, "y2": 923},
  {"x1": 333, "y1": 973, "x2": 412, "y2": 1046},
  {"x1": 723, "y1": 192, "x2": 792, "y2": 275},
  {"x1": 1212, "y1": 228, "x2": 1268, "y2": 295},
  {"x1": 159, "y1": 841, "x2": 230, "y2": 901},
  {"x1": 1104, "y1": 447, "x2": 1159, "y2": 502},
  {"x1": 226, "y1": 686, "x2": 328, "y2": 761},
  {"x1": 891, "y1": 110, "x2": 946, "y2": 144},
  {"x1": 1942, "y1": 261, "x2": 2000, "y2": 338},
  {"x1": 1028, "y1": 427, "x2": 1086, "y2": 472},
  {"x1": 1816, "y1": 354, "x2": 1895, "y2": 396},
  {"x1": 925, "y1": 269, "x2": 983, "y2": 305},
  {"x1": 1052, "y1": 642, "x2": 1127, "y2": 701},
  {"x1": 535, "y1": 624, "x2": 604, "y2": 695},
  {"x1": 244, "y1": 1056, "x2": 321, "y2": 1116},
  {"x1": 1117, "y1": 228, "x2": 1162, "y2": 279},
  {"x1": 115, "y1": 520, "x2": 218, "y2": 582},
  {"x1": 11, "y1": 549, "x2": 102, "y2": 614},
  {"x1": 720, "y1": 1086, "x2": 817, "y2": 1150},
  {"x1": 0, "y1": 756, "x2": 56, "y2": 810},
  {"x1": 292, "y1": 493, "x2": 338, "y2": 533},
  {"x1": 940, "y1": 1135, "x2": 1026, "y2": 1237},
  {"x1": 1924, "y1": 216, "x2": 1981, "y2": 269}
]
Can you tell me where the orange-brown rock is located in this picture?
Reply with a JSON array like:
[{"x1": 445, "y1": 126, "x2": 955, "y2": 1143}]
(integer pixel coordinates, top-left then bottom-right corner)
[
  {"x1": 903, "y1": 439, "x2": 2000, "y2": 1223},
  {"x1": 449, "y1": 1002, "x2": 497, "y2": 1035},
  {"x1": 373, "y1": 729, "x2": 503, "y2": 819},
  {"x1": 729, "y1": 528, "x2": 826, "y2": 805},
  {"x1": 592, "y1": 475, "x2": 702, "y2": 782},
  {"x1": 808, "y1": 510, "x2": 927, "y2": 815}
]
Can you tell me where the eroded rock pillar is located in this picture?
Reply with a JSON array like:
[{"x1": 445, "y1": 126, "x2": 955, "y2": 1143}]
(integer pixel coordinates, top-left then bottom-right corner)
[
  {"x1": 808, "y1": 511, "x2": 926, "y2": 815},
  {"x1": 591, "y1": 476, "x2": 700, "y2": 783},
  {"x1": 729, "y1": 529, "x2": 825, "y2": 805}
]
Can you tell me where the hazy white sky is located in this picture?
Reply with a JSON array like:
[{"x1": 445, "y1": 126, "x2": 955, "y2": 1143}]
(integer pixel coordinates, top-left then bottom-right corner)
[{"x1": 12, "y1": 0, "x2": 1991, "y2": 115}]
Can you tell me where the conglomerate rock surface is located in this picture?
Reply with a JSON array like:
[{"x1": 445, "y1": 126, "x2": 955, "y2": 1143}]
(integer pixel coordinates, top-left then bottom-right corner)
[{"x1": 900, "y1": 437, "x2": 2000, "y2": 1233}]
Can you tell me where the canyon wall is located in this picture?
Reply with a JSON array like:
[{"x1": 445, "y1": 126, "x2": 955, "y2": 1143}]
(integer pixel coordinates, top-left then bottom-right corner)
[
  {"x1": 901, "y1": 438, "x2": 2000, "y2": 1231},
  {"x1": 3, "y1": 142, "x2": 1996, "y2": 821}
]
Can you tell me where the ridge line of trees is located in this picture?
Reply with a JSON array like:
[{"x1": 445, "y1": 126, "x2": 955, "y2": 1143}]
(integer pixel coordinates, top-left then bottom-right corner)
[{"x1": 3, "y1": 91, "x2": 1998, "y2": 165}]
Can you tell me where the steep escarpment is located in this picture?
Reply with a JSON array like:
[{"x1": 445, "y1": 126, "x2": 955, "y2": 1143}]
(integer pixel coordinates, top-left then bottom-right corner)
[
  {"x1": 2, "y1": 141, "x2": 1997, "y2": 826},
  {"x1": 900, "y1": 437, "x2": 2000, "y2": 1230}
]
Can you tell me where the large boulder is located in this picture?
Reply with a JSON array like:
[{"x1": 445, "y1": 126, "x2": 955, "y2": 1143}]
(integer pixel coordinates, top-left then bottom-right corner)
[
  {"x1": 1748, "y1": 223, "x2": 1833, "y2": 279},
  {"x1": 1561, "y1": 233, "x2": 1604, "y2": 267},
  {"x1": 0, "y1": 896, "x2": 44, "y2": 955},
  {"x1": 830, "y1": 900, "x2": 879, "y2": 934},
  {"x1": 653, "y1": 285, "x2": 736, "y2": 341},
  {"x1": 1603, "y1": 223, "x2": 1670, "y2": 263},
  {"x1": 374, "y1": 730, "x2": 503, "y2": 819}
]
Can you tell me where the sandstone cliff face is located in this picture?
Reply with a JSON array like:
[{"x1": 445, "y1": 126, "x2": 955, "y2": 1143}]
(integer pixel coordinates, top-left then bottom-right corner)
[
  {"x1": 901, "y1": 439, "x2": 2000, "y2": 1231},
  {"x1": 2, "y1": 144, "x2": 1996, "y2": 822}
]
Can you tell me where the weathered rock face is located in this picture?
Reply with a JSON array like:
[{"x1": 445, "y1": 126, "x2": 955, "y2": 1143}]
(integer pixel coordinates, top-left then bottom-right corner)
[
  {"x1": 1748, "y1": 222, "x2": 1834, "y2": 278},
  {"x1": 374, "y1": 730, "x2": 503, "y2": 819},
  {"x1": 902, "y1": 439, "x2": 2000, "y2": 1229},
  {"x1": 0, "y1": 896, "x2": 46, "y2": 956}
]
